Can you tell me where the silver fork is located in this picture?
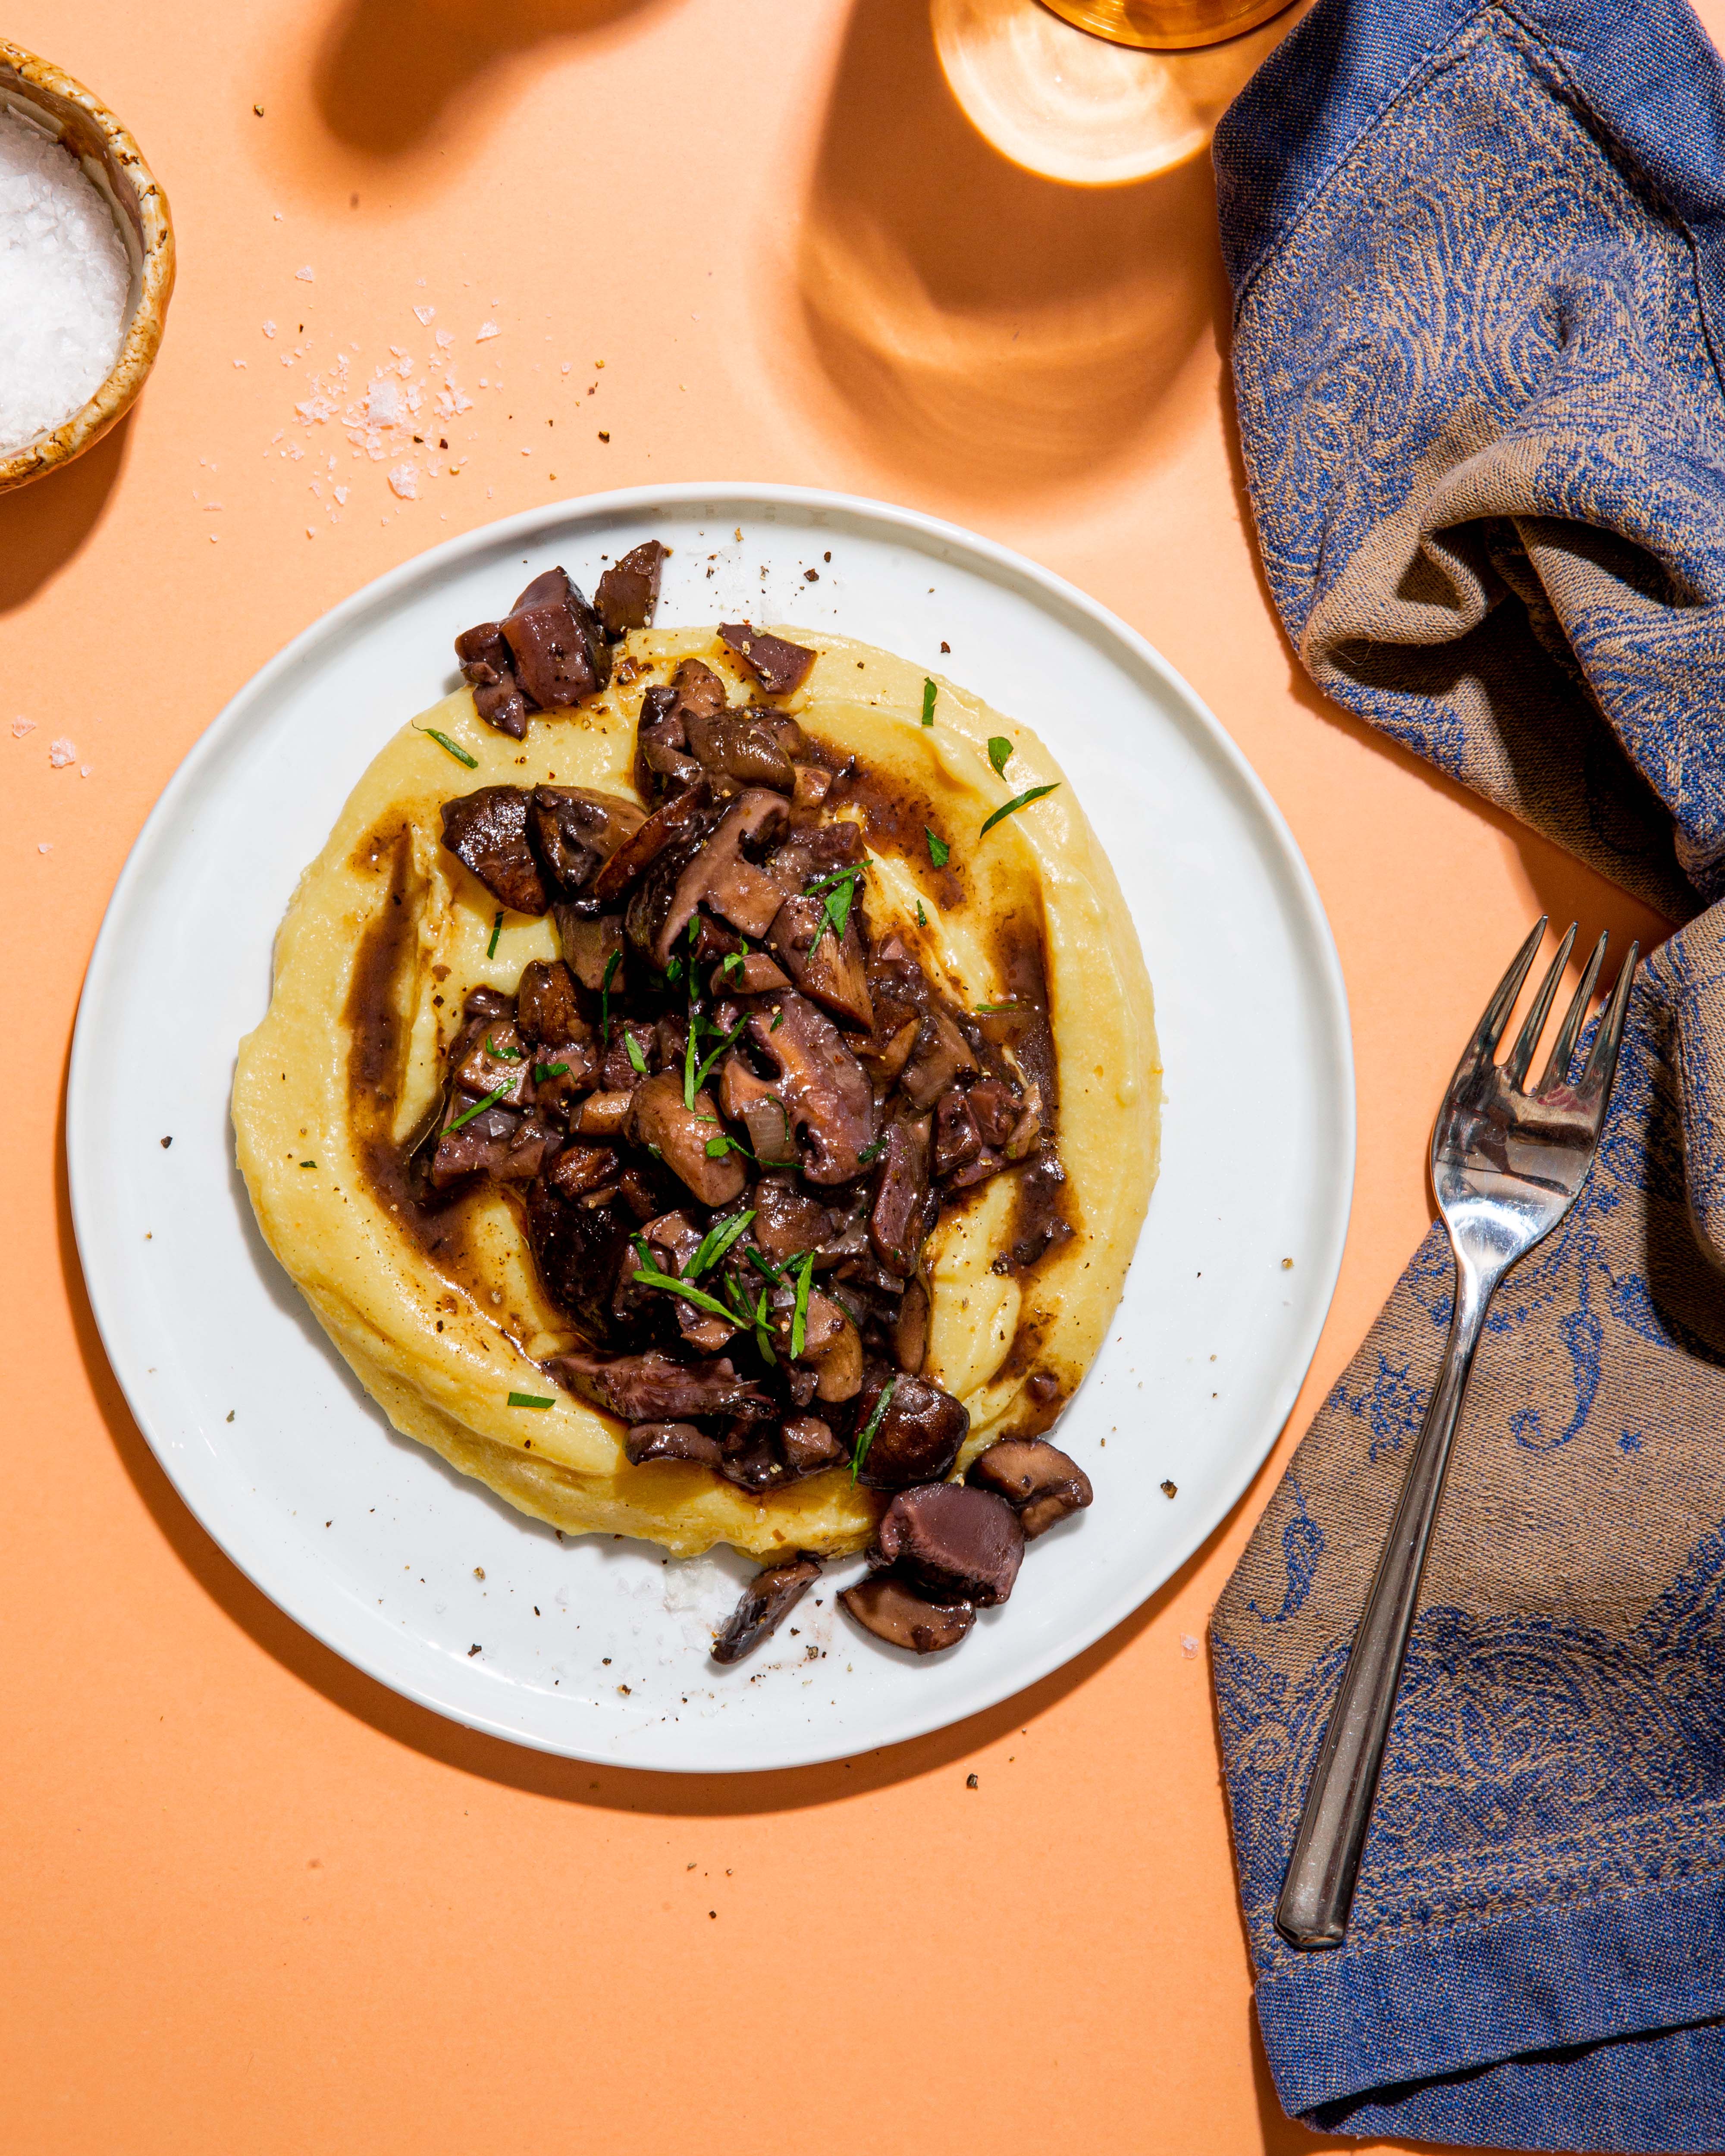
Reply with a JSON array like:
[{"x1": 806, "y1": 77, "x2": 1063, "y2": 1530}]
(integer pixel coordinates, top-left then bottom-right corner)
[{"x1": 1275, "y1": 918, "x2": 1640, "y2": 1950}]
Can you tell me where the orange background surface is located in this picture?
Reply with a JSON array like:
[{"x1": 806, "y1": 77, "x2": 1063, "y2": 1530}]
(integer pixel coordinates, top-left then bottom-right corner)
[{"x1": 0, "y1": 3, "x2": 1702, "y2": 2152}]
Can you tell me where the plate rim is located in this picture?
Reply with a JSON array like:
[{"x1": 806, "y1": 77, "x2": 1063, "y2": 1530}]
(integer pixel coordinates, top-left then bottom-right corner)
[{"x1": 67, "y1": 479, "x2": 1355, "y2": 1773}]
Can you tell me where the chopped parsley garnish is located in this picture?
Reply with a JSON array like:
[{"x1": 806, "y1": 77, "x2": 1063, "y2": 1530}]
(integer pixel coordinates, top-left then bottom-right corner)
[
  {"x1": 852, "y1": 1375, "x2": 898, "y2": 1482},
  {"x1": 746, "y1": 1246, "x2": 784, "y2": 1285},
  {"x1": 987, "y1": 735, "x2": 1013, "y2": 778},
  {"x1": 790, "y1": 1250, "x2": 815, "y2": 1360},
  {"x1": 414, "y1": 724, "x2": 478, "y2": 769},
  {"x1": 975, "y1": 1000, "x2": 1021, "y2": 1015},
  {"x1": 629, "y1": 1260, "x2": 737, "y2": 1325},
  {"x1": 925, "y1": 828, "x2": 949, "y2": 868},
  {"x1": 705, "y1": 1132, "x2": 751, "y2": 1160},
  {"x1": 624, "y1": 1033, "x2": 649, "y2": 1076},
  {"x1": 921, "y1": 677, "x2": 937, "y2": 727},
  {"x1": 485, "y1": 1032, "x2": 523, "y2": 1062},
  {"x1": 666, "y1": 955, "x2": 684, "y2": 986},
  {"x1": 508, "y1": 1392, "x2": 554, "y2": 1409},
  {"x1": 770, "y1": 1007, "x2": 785, "y2": 1031},
  {"x1": 446, "y1": 1082, "x2": 511, "y2": 1133},
  {"x1": 486, "y1": 909, "x2": 504, "y2": 958},
  {"x1": 719, "y1": 950, "x2": 746, "y2": 981},
  {"x1": 980, "y1": 783, "x2": 1060, "y2": 838},
  {"x1": 915, "y1": 900, "x2": 927, "y2": 928},
  {"x1": 687, "y1": 1209, "x2": 755, "y2": 1280},
  {"x1": 299, "y1": 1159, "x2": 316, "y2": 1168},
  {"x1": 688, "y1": 1015, "x2": 749, "y2": 1107},
  {"x1": 803, "y1": 863, "x2": 870, "y2": 899},
  {"x1": 533, "y1": 1061, "x2": 570, "y2": 1082},
  {"x1": 856, "y1": 1133, "x2": 888, "y2": 1166},
  {"x1": 599, "y1": 946, "x2": 622, "y2": 1046}
]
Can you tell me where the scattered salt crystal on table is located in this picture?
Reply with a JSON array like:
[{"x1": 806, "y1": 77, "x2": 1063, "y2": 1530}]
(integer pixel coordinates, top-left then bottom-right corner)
[
  {"x1": 387, "y1": 461, "x2": 417, "y2": 499},
  {"x1": 12, "y1": 716, "x2": 35, "y2": 737},
  {"x1": 0, "y1": 107, "x2": 131, "y2": 457},
  {"x1": 48, "y1": 736, "x2": 75, "y2": 768},
  {"x1": 295, "y1": 265, "x2": 314, "y2": 281},
  {"x1": 476, "y1": 321, "x2": 499, "y2": 341}
]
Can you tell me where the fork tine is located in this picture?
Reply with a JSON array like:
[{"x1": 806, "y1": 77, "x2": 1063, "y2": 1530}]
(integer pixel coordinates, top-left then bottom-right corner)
[
  {"x1": 1578, "y1": 942, "x2": 1640, "y2": 1103},
  {"x1": 1502, "y1": 921, "x2": 1576, "y2": 1087},
  {"x1": 1537, "y1": 931, "x2": 1607, "y2": 1093},
  {"x1": 1461, "y1": 918, "x2": 1548, "y2": 1072}
]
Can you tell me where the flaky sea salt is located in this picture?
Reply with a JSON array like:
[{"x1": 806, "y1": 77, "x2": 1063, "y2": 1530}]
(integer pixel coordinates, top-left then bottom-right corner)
[
  {"x1": 0, "y1": 107, "x2": 131, "y2": 456},
  {"x1": 48, "y1": 736, "x2": 75, "y2": 767},
  {"x1": 11, "y1": 716, "x2": 35, "y2": 737}
]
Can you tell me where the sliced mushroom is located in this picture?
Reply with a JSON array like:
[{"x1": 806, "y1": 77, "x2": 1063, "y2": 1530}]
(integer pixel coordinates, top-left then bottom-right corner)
[
  {"x1": 752, "y1": 1177, "x2": 840, "y2": 1267},
  {"x1": 966, "y1": 1076, "x2": 1022, "y2": 1150},
  {"x1": 501, "y1": 566, "x2": 610, "y2": 708},
  {"x1": 869, "y1": 1112, "x2": 934, "y2": 1275},
  {"x1": 968, "y1": 1437, "x2": 1093, "y2": 1538},
  {"x1": 950, "y1": 1147, "x2": 1006, "y2": 1188},
  {"x1": 716, "y1": 1058, "x2": 800, "y2": 1167},
  {"x1": 454, "y1": 621, "x2": 529, "y2": 739},
  {"x1": 528, "y1": 1024, "x2": 596, "y2": 1112},
  {"x1": 574, "y1": 1089, "x2": 633, "y2": 1141},
  {"x1": 634, "y1": 683, "x2": 703, "y2": 801},
  {"x1": 893, "y1": 1275, "x2": 930, "y2": 1373},
  {"x1": 546, "y1": 1348, "x2": 771, "y2": 1422},
  {"x1": 852, "y1": 1368, "x2": 968, "y2": 1488},
  {"x1": 683, "y1": 703, "x2": 806, "y2": 792},
  {"x1": 524, "y1": 1181, "x2": 639, "y2": 1344},
  {"x1": 546, "y1": 1141, "x2": 622, "y2": 1201},
  {"x1": 454, "y1": 1016, "x2": 533, "y2": 1106},
  {"x1": 711, "y1": 1554, "x2": 821, "y2": 1664},
  {"x1": 897, "y1": 1007, "x2": 977, "y2": 1109},
  {"x1": 840, "y1": 1570, "x2": 974, "y2": 1655},
  {"x1": 625, "y1": 1421, "x2": 724, "y2": 1467},
  {"x1": 933, "y1": 1086, "x2": 982, "y2": 1176},
  {"x1": 630, "y1": 790, "x2": 789, "y2": 966},
  {"x1": 600, "y1": 1019, "x2": 657, "y2": 1092},
  {"x1": 791, "y1": 763, "x2": 832, "y2": 811},
  {"x1": 515, "y1": 959, "x2": 583, "y2": 1045},
  {"x1": 766, "y1": 893, "x2": 874, "y2": 1031},
  {"x1": 590, "y1": 779, "x2": 717, "y2": 904},
  {"x1": 430, "y1": 1101, "x2": 523, "y2": 1187},
  {"x1": 594, "y1": 539, "x2": 668, "y2": 640},
  {"x1": 671, "y1": 656, "x2": 728, "y2": 719},
  {"x1": 768, "y1": 1287, "x2": 862, "y2": 1403},
  {"x1": 629, "y1": 1072, "x2": 747, "y2": 1206},
  {"x1": 859, "y1": 1018, "x2": 920, "y2": 1087},
  {"x1": 555, "y1": 907, "x2": 625, "y2": 993},
  {"x1": 763, "y1": 820, "x2": 867, "y2": 900},
  {"x1": 439, "y1": 787, "x2": 548, "y2": 915},
  {"x1": 781, "y1": 1416, "x2": 845, "y2": 1472},
  {"x1": 734, "y1": 993, "x2": 876, "y2": 1186},
  {"x1": 709, "y1": 951, "x2": 790, "y2": 997},
  {"x1": 718, "y1": 621, "x2": 817, "y2": 696},
  {"x1": 876, "y1": 1483, "x2": 1024, "y2": 1606},
  {"x1": 1004, "y1": 1084, "x2": 1044, "y2": 1161},
  {"x1": 529, "y1": 786, "x2": 646, "y2": 898}
]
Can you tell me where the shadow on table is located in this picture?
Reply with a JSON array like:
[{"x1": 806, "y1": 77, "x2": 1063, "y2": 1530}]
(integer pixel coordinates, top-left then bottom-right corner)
[
  {"x1": 794, "y1": 0, "x2": 1229, "y2": 497},
  {"x1": 311, "y1": 0, "x2": 671, "y2": 160},
  {"x1": 0, "y1": 414, "x2": 132, "y2": 617}
]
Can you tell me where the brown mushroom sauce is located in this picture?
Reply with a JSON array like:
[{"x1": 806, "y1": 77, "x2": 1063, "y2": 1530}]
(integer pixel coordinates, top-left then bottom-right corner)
[{"x1": 356, "y1": 567, "x2": 1093, "y2": 1667}]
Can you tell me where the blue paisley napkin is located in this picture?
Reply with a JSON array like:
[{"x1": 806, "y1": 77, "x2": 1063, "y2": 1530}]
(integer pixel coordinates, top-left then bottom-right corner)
[{"x1": 1211, "y1": 0, "x2": 1725, "y2": 2147}]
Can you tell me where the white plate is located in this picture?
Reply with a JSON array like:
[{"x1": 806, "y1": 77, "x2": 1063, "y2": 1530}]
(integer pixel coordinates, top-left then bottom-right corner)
[{"x1": 69, "y1": 484, "x2": 1353, "y2": 1773}]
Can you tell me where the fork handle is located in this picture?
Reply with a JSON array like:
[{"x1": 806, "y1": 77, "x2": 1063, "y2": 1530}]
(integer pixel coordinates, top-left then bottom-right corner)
[{"x1": 1274, "y1": 1259, "x2": 1495, "y2": 1949}]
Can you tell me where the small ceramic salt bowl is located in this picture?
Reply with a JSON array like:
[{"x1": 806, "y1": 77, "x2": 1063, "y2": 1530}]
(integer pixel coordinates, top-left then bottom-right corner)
[{"x1": 0, "y1": 41, "x2": 175, "y2": 495}]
